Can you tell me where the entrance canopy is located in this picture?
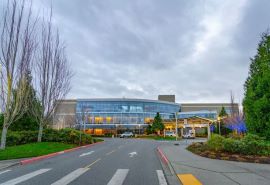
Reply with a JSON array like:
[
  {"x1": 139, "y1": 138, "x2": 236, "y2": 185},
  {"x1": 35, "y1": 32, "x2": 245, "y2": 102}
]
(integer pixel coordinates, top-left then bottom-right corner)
[{"x1": 163, "y1": 116, "x2": 215, "y2": 129}]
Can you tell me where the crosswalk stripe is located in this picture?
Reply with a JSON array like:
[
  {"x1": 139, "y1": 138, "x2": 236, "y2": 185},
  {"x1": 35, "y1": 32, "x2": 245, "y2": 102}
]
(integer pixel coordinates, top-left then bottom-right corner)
[
  {"x1": 156, "y1": 170, "x2": 167, "y2": 185},
  {"x1": 51, "y1": 168, "x2": 89, "y2": 185},
  {"x1": 107, "y1": 169, "x2": 129, "y2": 185},
  {"x1": 0, "y1": 168, "x2": 51, "y2": 185},
  {"x1": 0, "y1": 170, "x2": 11, "y2": 175}
]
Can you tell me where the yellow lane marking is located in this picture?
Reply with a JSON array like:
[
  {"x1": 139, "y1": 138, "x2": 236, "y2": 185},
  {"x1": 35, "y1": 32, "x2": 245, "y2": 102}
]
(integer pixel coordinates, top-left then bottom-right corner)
[
  {"x1": 106, "y1": 150, "x2": 116, "y2": 155},
  {"x1": 84, "y1": 158, "x2": 101, "y2": 169},
  {"x1": 177, "y1": 174, "x2": 203, "y2": 185}
]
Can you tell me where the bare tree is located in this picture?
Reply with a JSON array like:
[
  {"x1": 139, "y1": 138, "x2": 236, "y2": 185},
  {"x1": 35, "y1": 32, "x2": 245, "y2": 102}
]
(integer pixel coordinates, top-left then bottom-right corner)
[
  {"x1": 0, "y1": 0, "x2": 36, "y2": 149},
  {"x1": 31, "y1": 11, "x2": 72, "y2": 142},
  {"x1": 230, "y1": 91, "x2": 238, "y2": 117},
  {"x1": 64, "y1": 114, "x2": 76, "y2": 128}
]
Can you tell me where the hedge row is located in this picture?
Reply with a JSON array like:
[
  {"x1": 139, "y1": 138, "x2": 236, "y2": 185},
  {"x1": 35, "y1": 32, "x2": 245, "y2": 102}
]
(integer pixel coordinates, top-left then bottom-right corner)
[
  {"x1": 207, "y1": 134, "x2": 270, "y2": 156},
  {"x1": 4, "y1": 128, "x2": 93, "y2": 147}
]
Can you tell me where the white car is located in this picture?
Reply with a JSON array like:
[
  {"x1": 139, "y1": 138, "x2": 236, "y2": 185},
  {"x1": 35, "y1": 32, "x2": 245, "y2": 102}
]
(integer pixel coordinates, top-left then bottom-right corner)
[
  {"x1": 165, "y1": 131, "x2": 176, "y2": 137},
  {"x1": 182, "y1": 133, "x2": 195, "y2": 139},
  {"x1": 120, "y1": 132, "x2": 134, "y2": 138}
]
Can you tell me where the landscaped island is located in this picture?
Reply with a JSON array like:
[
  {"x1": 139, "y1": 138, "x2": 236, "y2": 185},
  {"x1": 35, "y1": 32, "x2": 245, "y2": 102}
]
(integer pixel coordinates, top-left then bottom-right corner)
[{"x1": 187, "y1": 134, "x2": 270, "y2": 164}]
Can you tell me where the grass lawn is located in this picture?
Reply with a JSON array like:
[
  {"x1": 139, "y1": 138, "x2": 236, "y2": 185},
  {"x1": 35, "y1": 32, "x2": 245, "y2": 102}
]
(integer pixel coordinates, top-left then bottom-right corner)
[
  {"x1": 137, "y1": 135, "x2": 179, "y2": 141},
  {"x1": 93, "y1": 138, "x2": 104, "y2": 143},
  {"x1": 0, "y1": 142, "x2": 76, "y2": 160}
]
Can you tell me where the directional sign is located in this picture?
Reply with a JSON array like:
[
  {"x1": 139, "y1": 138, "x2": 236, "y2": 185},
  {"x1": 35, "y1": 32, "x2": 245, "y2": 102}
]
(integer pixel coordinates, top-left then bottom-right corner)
[
  {"x1": 79, "y1": 151, "x2": 94, "y2": 157},
  {"x1": 129, "y1": 152, "x2": 137, "y2": 157}
]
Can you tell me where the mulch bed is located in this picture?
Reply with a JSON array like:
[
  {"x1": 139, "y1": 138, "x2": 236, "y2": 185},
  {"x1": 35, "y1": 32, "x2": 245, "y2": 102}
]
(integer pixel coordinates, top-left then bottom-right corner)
[{"x1": 187, "y1": 142, "x2": 270, "y2": 164}]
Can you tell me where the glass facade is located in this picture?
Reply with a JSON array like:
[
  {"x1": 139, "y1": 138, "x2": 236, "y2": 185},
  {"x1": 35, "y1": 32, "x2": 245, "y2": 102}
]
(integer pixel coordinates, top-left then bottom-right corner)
[
  {"x1": 178, "y1": 110, "x2": 217, "y2": 119},
  {"x1": 76, "y1": 99, "x2": 180, "y2": 130}
]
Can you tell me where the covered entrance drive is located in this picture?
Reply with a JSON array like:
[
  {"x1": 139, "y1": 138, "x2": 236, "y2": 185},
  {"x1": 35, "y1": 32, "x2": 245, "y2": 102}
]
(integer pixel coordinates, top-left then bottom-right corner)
[{"x1": 163, "y1": 116, "x2": 214, "y2": 139}]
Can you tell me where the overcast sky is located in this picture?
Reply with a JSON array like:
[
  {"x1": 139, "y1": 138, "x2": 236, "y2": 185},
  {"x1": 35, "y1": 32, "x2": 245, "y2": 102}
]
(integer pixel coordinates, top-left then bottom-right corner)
[{"x1": 6, "y1": 0, "x2": 270, "y2": 103}]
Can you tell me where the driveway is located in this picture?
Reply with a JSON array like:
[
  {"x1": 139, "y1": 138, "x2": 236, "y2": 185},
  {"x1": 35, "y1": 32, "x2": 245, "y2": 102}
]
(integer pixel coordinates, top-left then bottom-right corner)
[{"x1": 0, "y1": 138, "x2": 166, "y2": 185}]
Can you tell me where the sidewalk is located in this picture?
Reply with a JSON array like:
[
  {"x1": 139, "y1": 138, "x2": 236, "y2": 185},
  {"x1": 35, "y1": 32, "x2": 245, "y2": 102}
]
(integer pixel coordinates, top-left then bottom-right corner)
[
  {"x1": 160, "y1": 143, "x2": 270, "y2": 185},
  {"x1": 0, "y1": 159, "x2": 21, "y2": 171}
]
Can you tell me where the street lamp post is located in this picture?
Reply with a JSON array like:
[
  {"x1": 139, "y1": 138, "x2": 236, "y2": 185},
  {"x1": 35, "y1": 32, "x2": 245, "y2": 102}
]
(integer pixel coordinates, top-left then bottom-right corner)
[
  {"x1": 217, "y1": 116, "x2": 221, "y2": 135},
  {"x1": 0, "y1": 64, "x2": 2, "y2": 113},
  {"x1": 207, "y1": 122, "x2": 211, "y2": 140},
  {"x1": 79, "y1": 117, "x2": 82, "y2": 146},
  {"x1": 84, "y1": 112, "x2": 87, "y2": 132},
  {"x1": 175, "y1": 112, "x2": 178, "y2": 141}
]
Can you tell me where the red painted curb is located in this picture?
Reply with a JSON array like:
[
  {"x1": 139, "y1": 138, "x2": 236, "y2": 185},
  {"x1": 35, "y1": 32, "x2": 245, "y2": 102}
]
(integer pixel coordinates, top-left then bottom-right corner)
[
  {"x1": 157, "y1": 147, "x2": 169, "y2": 165},
  {"x1": 20, "y1": 141, "x2": 104, "y2": 165}
]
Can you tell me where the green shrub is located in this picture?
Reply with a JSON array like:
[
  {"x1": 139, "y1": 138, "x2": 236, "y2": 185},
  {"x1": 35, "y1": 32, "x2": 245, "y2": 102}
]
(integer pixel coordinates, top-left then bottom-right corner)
[
  {"x1": 93, "y1": 138, "x2": 103, "y2": 143},
  {"x1": 240, "y1": 134, "x2": 269, "y2": 155},
  {"x1": 207, "y1": 134, "x2": 225, "y2": 151},
  {"x1": 6, "y1": 131, "x2": 37, "y2": 146},
  {"x1": 207, "y1": 133, "x2": 270, "y2": 156},
  {"x1": 43, "y1": 128, "x2": 92, "y2": 145},
  {"x1": 195, "y1": 132, "x2": 207, "y2": 137},
  {"x1": 222, "y1": 138, "x2": 242, "y2": 153},
  {"x1": 2, "y1": 128, "x2": 92, "y2": 146},
  {"x1": 104, "y1": 133, "x2": 113, "y2": 137}
]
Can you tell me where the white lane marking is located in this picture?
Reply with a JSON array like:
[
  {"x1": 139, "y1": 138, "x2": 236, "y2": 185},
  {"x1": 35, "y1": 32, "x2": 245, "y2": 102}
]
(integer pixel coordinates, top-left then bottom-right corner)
[
  {"x1": 58, "y1": 151, "x2": 65, "y2": 154},
  {"x1": 0, "y1": 168, "x2": 51, "y2": 185},
  {"x1": 79, "y1": 151, "x2": 94, "y2": 157},
  {"x1": 128, "y1": 152, "x2": 137, "y2": 157},
  {"x1": 156, "y1": 170, "x2": 167, "y2": 185},
  {"x1": 107, "y1": 169, "x2": 129, "y2": 185},
  {"x1": 51, "y1": 168, "x2": 89, "y2": 185},
  {"x1": 0, "y1": 170, "x2": 11, "y2": 175}
]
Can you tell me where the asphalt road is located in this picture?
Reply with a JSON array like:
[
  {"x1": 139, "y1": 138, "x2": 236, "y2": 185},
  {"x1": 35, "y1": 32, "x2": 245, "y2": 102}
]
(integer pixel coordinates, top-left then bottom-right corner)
[{"x1": 0, "y1": 138, "x2": 167, "y2": 185}]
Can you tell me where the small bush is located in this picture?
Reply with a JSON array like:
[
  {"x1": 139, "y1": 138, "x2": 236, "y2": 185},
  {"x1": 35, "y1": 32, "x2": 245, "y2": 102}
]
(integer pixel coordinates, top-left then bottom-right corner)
[
  {"x1": 6, "y1": 131, "x2": 37, "y2": 146},
  {"x1": 43, "y1": 128, "x2": 92, "y2": 145},
  {"x1": 240, "y1": 134, "x2": 269, "y2": 155},
  {"x1": 207, "y1": 134, "x2": 225, "y2": 151},
  {"x1": 104, "y1": 133, "x2": 113, "y2": 137},
  {"x1": 3, "y1": 128, "x2": 93, "y2": 146},
  {"x1": 222, "y1": 138, "x2": 242, "y2": 153},
  {"x1": 207, "y1": 134, "x2": 270, "y2": 156}
]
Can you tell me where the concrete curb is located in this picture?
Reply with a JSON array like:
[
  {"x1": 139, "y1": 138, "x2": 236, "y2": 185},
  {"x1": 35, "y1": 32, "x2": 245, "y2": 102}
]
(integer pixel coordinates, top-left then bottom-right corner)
[
  {"x1": 0, "y1": 161, "x2": 20, "y2": 171},
  {"x1": 20, "y1": 141, "x2": 104, "y2": 165},
  {"x1": 157, "y1": 146, "x2": 181, "y2": 185},
  {"x1": 157, "y1": 146, "x2": 176, "y2": 175},
  {"x1": 157, "y1": 147, "x2": 169, "y2": 165}
]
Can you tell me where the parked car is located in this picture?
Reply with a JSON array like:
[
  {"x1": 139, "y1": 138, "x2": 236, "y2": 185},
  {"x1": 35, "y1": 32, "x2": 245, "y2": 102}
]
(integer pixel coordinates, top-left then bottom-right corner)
[
  {"x1": 120, "y1": 132, "x2": 134, "y2": 138},
  {"x1": 165, "y1": 131, "x2": 176, "y2": 137},
  {"x1": 182, "y1": 132, "x2": 195, "y2": 139}
]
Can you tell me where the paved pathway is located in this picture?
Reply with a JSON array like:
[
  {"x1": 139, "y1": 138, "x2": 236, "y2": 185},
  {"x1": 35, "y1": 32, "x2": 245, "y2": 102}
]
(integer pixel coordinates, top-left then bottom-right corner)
[
  {"x1": 0, "y1": 159, "x2": 22, "y2": 171},
  {"x1": 160, "y1": 142, "x2": 270, "y2": 185}
]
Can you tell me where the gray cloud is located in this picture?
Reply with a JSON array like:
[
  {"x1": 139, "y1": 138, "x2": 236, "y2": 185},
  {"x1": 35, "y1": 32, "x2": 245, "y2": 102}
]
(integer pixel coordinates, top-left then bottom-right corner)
[{"x1": 3, "y1": 0, "x2": 270, "y2": 104}]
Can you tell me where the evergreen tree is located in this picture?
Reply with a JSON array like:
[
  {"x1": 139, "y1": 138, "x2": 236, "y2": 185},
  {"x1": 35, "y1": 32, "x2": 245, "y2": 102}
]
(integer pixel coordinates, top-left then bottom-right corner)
[
  {"x1": 0, "y1": 71, "x2": 40, "y2": 131},
  {"x1": 243, "y1": 32, "x2": 270, "y2": 139},
  {"x1": 219, "y1": 106, "x2": 228, "y2": 117},
  {"x1": 152, "y1": 112, "x2": 165, "y2": 134},
  {"x1": 146, "y1": 124, "x2": 153, "y2": 135}
]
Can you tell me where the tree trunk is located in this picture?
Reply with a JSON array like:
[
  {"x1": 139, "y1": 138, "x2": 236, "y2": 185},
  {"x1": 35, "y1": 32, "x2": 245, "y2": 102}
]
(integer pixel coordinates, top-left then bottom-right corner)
[
  {"x1": 37, "y1": 124, "x2": 43, "y2": 142},
  {"x1": 0, "y1": 127, "x2": 8, "y2": 150}
]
